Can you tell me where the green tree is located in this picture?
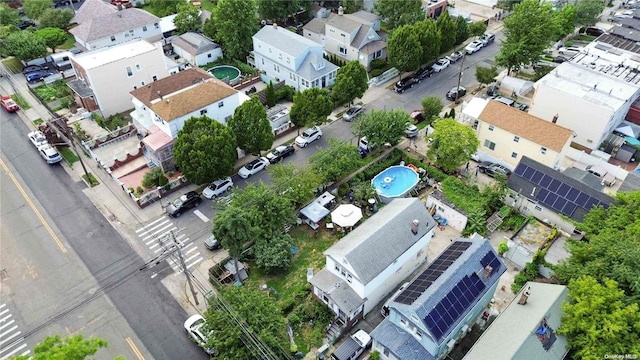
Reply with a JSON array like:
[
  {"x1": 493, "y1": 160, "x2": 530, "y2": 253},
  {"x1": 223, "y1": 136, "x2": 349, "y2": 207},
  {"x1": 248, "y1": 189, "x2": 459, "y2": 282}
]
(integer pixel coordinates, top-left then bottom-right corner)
[
  {"x1": 475, "y1": 66, "x2": 498, "y2": 87},
  {"x1": 553, "y1": 4, "x2": 576, "y2": 38},
  {"x1": 206, "y1": 0, "x2": 259, "y2": 61},
  {"x1": 373, "y1": 0, "x2": 424, "y2": 30},
  {"x1": 467, "y1": 20, "x2": 487, "y2": 38},
  {"x1": 0, "y1": 3, "x2": 20, "y2": 27},
  {"x1": 496, "y1": 0, "x2": 558, "y2": 74},
  {"x1": 264, "y1": 81, "x2": 276, "y2": 107},
  {"x1": 435, "y1": 11, "x2": 456, "y2": 52},
  {"x1": 23, "y1": 0, "x2": 53, "y2": 21},
  {"x1": 575, "y1": 0, "x2": 605, "y2": 27},
  {"x1": 341, "y1": 0, "x2": 364, "y2": 14},
  {"x1": 387, "y1": 24, "x2": 422, "y2": 73},
  {"x1": 228, "y1": 98, "x2": 274, "y2": 155},
  {"x1": 332, "y1": 60, "x2": 369, "y2": 106},
  {"x1": 212, "y1": 206, "x2": 258, "y2": 281},
  {"x1": 34, "y1": 27, "x2": 67, "y2": 53},
  {"x1": 559, "y1": 276, "x2": 640, "y2": 359},
  {"x1": 3, "y1": 31, "x2": 47, "y2": 61},
  {"x1": 12, "y1": 334, "x2": 109, "y2": 360},
  {"x1": 356, "y1": 109, "x2": 409, "y2": 147},
  {"x1": 420, "y1": 95, "x2": 444, "y2": 124},
  {"x1": 253, "y1": 233, "x2": 294, "y2": 274},
  {"x1": 172, "y1": 115, "x2": 237, "y2": 185},
  {"x1": 230, "y1": 183, "x2": 296, "y2": 240},
  {"x1": 38, "y1": 8, "x2": 73, "y2": 29},
  {"x1": 290, "y1": 87, "x2": 333, "y2": 132},
  {"x1": 258, "y1": 0, "x2": 310, "y2": 22},
  {"x1": 413, "y1": 19, "x2": 441, "y2": 65},
  {"x1": 269, "y1": 163, "x2": 323, "y2": 207},
  {"x1": 173, "y1": 2, "x2": 201, "y2": 35},
  {"x1": 454, "y1": 16, "x2": 469, "y2": 45},
  {"x1": 310, "y1": 139, "x2": 363, "y2": 182},
  {"x1": 497, "y1": 0, "x2": 521, "y2": 11},
  {"x1": 427, "y1": 118, "x2": 479, "y2": 173},
  {"x1": 147, "y1": 0, "x2": 179, "y2": 17}
]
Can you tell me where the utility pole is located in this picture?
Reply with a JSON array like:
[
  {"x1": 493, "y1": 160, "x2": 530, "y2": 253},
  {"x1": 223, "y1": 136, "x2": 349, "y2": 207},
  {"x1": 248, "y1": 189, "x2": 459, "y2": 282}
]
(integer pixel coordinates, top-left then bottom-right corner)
[
  {"x1": 455, "y1": 52, "x2": 467, "y2": 104},
  {"x1": 47, "y1": 118, "x2": 92, "y2": 182},
  {"x1": 171, "y1": 231, "x2": 199, "y2": 305}
]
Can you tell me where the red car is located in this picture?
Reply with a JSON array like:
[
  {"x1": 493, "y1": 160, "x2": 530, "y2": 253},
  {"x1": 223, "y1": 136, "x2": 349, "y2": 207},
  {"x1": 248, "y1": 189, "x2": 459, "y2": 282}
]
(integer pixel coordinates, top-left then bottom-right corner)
[{"x1": 1, "y1": 96, "x2": 19, "y2": 112}]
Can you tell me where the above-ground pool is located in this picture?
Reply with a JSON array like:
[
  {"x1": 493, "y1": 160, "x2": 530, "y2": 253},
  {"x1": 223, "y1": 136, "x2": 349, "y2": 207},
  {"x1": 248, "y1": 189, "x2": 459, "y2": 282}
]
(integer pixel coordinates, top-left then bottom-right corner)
[
  {"x1": 208, "y1": 65, "x2": 241, "y2": 86},
  {"x1": 371, "y1": 165, "x2": 420, "y2": 203}
]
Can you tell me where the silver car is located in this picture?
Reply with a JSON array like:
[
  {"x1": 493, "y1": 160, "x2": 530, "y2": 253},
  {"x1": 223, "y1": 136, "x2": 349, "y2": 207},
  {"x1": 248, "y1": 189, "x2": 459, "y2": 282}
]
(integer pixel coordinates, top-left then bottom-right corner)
[
  {"x1": 203, "y1": 177, "x2": 233, "y2": 199},
  {"x1": 342, "y1": 105, "x2": 364, "y2": 121},
  {"x1": 404, "y1": 123, "x2": 418, "y2": 138}
]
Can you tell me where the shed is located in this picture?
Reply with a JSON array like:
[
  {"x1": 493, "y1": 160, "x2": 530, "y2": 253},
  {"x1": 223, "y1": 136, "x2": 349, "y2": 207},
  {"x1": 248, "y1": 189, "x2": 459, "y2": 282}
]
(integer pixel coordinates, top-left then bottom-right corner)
[
  {"x1": 499, "y1": 76, "x2": 534, "y2": 96},
  {"x1": 299, "y1": 200, "x2": 330, "y2": 230},
  {"x1": 425, "y1": 190, "x2": 468, "y2": 232}
]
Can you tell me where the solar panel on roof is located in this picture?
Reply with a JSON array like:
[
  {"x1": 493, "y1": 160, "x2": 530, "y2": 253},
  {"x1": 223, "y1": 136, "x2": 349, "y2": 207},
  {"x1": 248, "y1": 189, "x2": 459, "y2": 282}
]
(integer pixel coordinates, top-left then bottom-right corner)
[
  {"x1": 514, "y1": 164, "x2": 528, "y2": 176},
  {"x1": 531, "y1": 170, "x2": 543, "y2": 184},
  {"x1": 536, "y1": 188, "x2": 550, "y2": 202},
  {"x1": 562, "y1": 202, "x2": 577, "y2": 216},
  {"x1": 584, "y1": 196, "x2": 599, "y2": 210},
  {"x1": 553, "y1": 198, "x2": 567, "y2": 212},
  {"x1": 549, "y1": 179, "x2": 561, "y2": 192},
  {"x1": 523, "y1": 166, "x2": 535, "y2": 180},
  {"x1": 540, "y1": 175, "x2": 553, "y2": 187},
  {"x1": 557, "y1": 183, "x2": 570, "y2": 197},
  {"x1": 576, "y1": 193, "x2": 589, "y2": 207},
  {"x1": 567, "y1": 188, "x2": 580, "y2": 202},
  {"x1": 543, "y1": 194, "x2": 556, "y2": 208},
  {"x1": 395, "y1": 241, "x2": 472, "y2": 305}
]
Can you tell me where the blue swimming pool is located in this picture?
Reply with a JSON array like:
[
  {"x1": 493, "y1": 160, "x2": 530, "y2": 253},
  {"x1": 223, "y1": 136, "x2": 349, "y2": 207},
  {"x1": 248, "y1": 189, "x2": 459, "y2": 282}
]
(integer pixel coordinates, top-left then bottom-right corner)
[{"x1": 371, "y1": 165, "x2": 419, "y2": 203}]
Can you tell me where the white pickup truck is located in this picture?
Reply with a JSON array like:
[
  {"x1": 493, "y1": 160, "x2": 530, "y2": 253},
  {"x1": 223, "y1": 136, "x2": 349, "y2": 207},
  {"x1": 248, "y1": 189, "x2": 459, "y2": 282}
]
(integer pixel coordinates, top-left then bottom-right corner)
[{"x1": 330, "y1": 330, "x2": 371, "y2": 360}]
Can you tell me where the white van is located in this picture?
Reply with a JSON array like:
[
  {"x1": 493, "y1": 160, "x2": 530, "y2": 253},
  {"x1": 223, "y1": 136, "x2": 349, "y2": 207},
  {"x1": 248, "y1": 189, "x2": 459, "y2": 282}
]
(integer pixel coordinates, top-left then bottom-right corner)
[{"x1": 48, "y1": 51, "x2": 73, "y2": 71}]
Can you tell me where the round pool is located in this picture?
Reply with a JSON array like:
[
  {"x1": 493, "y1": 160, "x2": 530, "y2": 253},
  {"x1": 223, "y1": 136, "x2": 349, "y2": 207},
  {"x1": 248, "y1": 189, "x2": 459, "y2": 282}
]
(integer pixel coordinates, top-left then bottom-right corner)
[
  {"x1": 371, "y1": 165, "x2": 420, "y2": 203},
  {"x1": 208, "y1": 65, "x2": 241, "y2": 86}
]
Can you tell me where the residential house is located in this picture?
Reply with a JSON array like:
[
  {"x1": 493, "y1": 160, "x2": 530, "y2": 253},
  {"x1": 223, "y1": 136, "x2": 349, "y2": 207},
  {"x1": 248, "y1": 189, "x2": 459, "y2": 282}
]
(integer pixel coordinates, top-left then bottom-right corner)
[
  {"x1": 370, "y1": 235, "x2": 506, "y2": 360},
  {"x1": 507, "y1": 156, "x2": 614, "y2": 232},
  {"x1": 464, "y1": 282, "x2": 569, "y2": 360},
  {"x1": 252, "y1": 24, "x2": 339, "y2": 90},
  {"x1": 302, "y1": 9, "x2": 386, "y2": 70},
  {"x1": 130, "y1": 68, "x2": 249, "y2": 170},
  {"x1": 529, "y1": 43, "x2": 640, "y2": 151},
  {"x1": 308, "y1": 198, "x2": 437, "y2": 332},
  {"x1": 422, "y1": 0, "x2": 448, "y2": 19},
  {"x1": 68, "y1": 39, "x2": 170, "y2": 117},
  {"x1": 171, "y1": 32, "x2": 222, "y2": 67},
  {"x1": 475, "y1": 99, "x2": 573, "y2": 170},
  {"x1": 70, "y1": 0, "x2": 162, "y2": 51}
]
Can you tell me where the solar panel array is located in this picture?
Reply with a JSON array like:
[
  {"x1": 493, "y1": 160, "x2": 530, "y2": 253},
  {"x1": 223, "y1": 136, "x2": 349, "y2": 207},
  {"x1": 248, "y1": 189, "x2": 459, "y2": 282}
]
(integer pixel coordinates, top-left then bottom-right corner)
[
  {"x1": 514, "y1": 163, "x2": 606, "y2": 216},
  {"x1": 480, "y1": 251, "x2": 502, "y2": 276},
  {"x1": 395, "y1": 241, "x2": 472, "y2": 305},
  {"x1": 423, "y1": 273, "x2": 486, "y2": 341}
]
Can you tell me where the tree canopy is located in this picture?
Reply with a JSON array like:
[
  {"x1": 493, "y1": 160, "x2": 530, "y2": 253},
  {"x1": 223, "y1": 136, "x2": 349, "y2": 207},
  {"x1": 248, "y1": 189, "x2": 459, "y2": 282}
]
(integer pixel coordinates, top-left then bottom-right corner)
[
  {"x1": 38, "y1": 8, "x2": 73, "y2": 29},
  {"x1": 35, "y1": 27, "x2": 67, "y2": 53},
  {"x1": 341, "y1": 0, "x2": 364, "y2": 14},
  {"x1": 455, "y1": 16, "x2": 469, "y2": 46},
  {"x1": 553, "y1": 4, "x2": 576, "y2": 38},
  {"x1": 426, "y1": 118, "x2": 479, "y2": 173},
  {"x1": 356, "y1": 109, "x2": 409, "y2": 147},
  {"x1": 332, "y1": 61, "x2": 369, "y2": 106},
  {"x1": 436, "y1": 11, "x2": 456, "y2": 53},
  {"x1": 373, "y1": 0, "x2": 424, "y2": 30},
  {"x1": 496, "y1": 0, "x2": 558, "y2": 74},
  {"x1": 467, "y1": 20, "x2": 487, "y2": 38},
  {"x1": 413, "y1": 19, "x2": 441, "y2": 65},
  {"x1": 575, "y1": 0, "x2": 605, "y2": 27},
  {"x1": 12, "y1": 334, "x2": 109, "y2": 360},
  {"x1": 290, "y1": 87, "x2": 333, "y2": 130},
  {"x1": 173, "y1": 2, "x2": 201, "y2": 35},
  {"x1": 310, "y1": 139, "x2": 363, "y2": 182},
  {"x1": 147, "y1": 0, "x2": 179, "y2": 17},
  {"x1": 258, "y1": 0, "x2": 311, "y2": 22},
  {"x1": 24, "y1": 0, "x2": 53, "y2": 21},
  {"x1": 172, "y1": 115, "x2": 237, "y2": 185},
  {"x1": 475, "y1": 66, "x2": 498, "y2": 86},
  {"x1": 268, "y1": 163, "x2": 323, "y2": 207},
  {"x1": 206, "y1": 0, "x2": 259, "y2": 61},
  {"x1": 228, "y1": 98, "x2": 274, "y2": 156},
  {"x1": 0, "y1": 3, "x2": 20, "y2": 27},
  {"x1": 387, "y1": 24, "x2": 422, "y2": 72},
  {"x1": 421, "y1": 95, "x2": 444, "y2": 124},
  {"x1": 3, "y1": 31, "x2": 48, "y2": 61}
]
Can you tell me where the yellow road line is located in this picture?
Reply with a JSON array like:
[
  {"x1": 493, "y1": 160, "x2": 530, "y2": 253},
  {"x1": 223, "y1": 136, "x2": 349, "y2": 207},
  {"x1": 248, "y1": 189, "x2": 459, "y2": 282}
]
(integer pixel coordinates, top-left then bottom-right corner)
[
  {"x1": 125, "y1": 337, "x2": 145, "y2": 360},
  {"x1": 0, "y1": 158, "x2": 67, "y2": 253}
]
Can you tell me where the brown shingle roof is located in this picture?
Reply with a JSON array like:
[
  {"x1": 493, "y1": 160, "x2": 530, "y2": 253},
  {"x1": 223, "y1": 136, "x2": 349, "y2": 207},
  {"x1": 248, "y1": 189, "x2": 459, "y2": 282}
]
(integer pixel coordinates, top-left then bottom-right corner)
[
  {"x1": 478, "y1": 100, "x2": 573, "y2": 152},
  {"x1": 131, "y1": 68, "x2": 237, "y2": 121}
]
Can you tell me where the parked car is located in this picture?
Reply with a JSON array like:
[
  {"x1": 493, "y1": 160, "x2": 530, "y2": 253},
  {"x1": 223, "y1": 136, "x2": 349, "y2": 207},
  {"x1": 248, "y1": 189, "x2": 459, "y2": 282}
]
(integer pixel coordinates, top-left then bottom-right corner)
[
  {"x1": 18, "y1": 20, "x2": 35, "y2": 30},
  {"x1": 342, "y1": 105, "x2": 364, "y2": 121},
  {"x1": 446, "y1": 51, "x2": 464, "y2": 63},
  {"x1": 431, "y1": 58, "x2": 451, "y2": 73},
  {"x1": 480, "y1": 33, "x2": 496, "y2": 46},
  {"x1": 414, "y1": 66, "x2": 434, "y2": 80},
  {"x1": 553, "y1": 56, "x2": 568, "y2": 63},
  {"x1": 184, "y1": 315, "x2": 215, "y2": 355},
  {"x1": 359, "y1": 136, "x2": 375, "y2": 152},
  {"x1": 585, "y1": 27, "x2": 605, "y2": 36},
  {"x1": 266, "y1": 144, "x2": 295, "y2": 164},
  {"x1": 478, "y1": 161, "x2": 512, "y2": 177},
  {"x1": 202, "y1": 177, "x2": 233, "y2": 199},
  {"x1": 394, "y1": 76, "x2": 419, "y2": 93},
  {"x1": 204, "y1": 235, "x2": 222, "y2": 250},
  {"x1": 486, "y1": 84, "x2": 498, "y2": 97},
  {"x1": 446, "y1": 86, "x2": 467, "y2": 101},
  {"x1": 493, "y1": 95, "x2": 515, "y2": 107},
  {"x1": 238, "y1": 157, "x2": 269, "y2": 178},
  {"x1": 1, "y1": 95, "x2": 19, "y2": 112},
  {"x1": 465, "y1": 40, "x2": 484, "y2": 54},
  {"x1": 22, "y1": 65, "x2": 49, "y2": 75},
  {"x1": 38, "y1": 144, "x2": 63, "y2": 164},
  {"x1": 28, "y1": 130, "x2": 48, "y2": 148},
  {"x1": 558, "y1": 46, "x2": 583, "y2": 56},
  {"x1": 404, "y1": 123, "x2": 419, "y2": 138},
  {"x1": 330, "y1": 330, "x2": 371, "y2": 360},
  {"x1": 165, "y1": 191, "x2": 201, "y2": 217},
  {"x1": 294, "y1": 126, "x2": 322, "y2": 147},
  {"x1": 26, "y1": 70, "x2": 54, "y2": 83},
  {"x1": 514, "y1": 102, "x2": 529, "y2": 112}
]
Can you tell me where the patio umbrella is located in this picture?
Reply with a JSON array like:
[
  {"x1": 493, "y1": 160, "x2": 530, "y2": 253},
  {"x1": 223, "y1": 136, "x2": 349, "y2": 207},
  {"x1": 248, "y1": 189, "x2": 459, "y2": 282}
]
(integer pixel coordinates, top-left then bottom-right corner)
[{"x1": 331, "y1": 204, "x2": 363, "y2": 228}]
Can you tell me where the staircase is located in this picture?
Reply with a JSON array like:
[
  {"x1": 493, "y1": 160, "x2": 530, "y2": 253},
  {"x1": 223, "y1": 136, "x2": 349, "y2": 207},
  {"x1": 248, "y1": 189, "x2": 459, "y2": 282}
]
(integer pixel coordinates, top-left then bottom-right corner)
[
  {"x1": 326, "y1": 318, "x2": 345, "y2": 344},
  {"x1": 486, "y1": 210, "x2": 506, "y2": 232}
]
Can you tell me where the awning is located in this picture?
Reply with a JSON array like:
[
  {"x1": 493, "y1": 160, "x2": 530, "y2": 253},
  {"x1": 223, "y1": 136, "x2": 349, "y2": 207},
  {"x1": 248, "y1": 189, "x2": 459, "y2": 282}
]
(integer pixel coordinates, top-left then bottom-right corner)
[
  {"x1": 299, "y1": 201, "x2": 330, "y2": 223},
  {"x1": 616, "y1": 125, "x2": 637, "y2": 137},
  {"x1": 625, "y1": 136, "x2": 640, "y2": 146}
]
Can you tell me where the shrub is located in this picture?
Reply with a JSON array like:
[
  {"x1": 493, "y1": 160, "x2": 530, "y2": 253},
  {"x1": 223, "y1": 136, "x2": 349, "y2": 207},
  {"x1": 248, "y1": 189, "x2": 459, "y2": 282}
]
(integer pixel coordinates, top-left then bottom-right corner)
[
  {"x1": 369, "y1": 68, "x2": 385, "y2": 78},
  {"x1": 498, "y1": 241, "x2": 509, "y2": 256},
  {"x1": 370, "y1": 59, "x2": 387, "y2": 70},
  {"x1": 136, "y1": 186, "x2": 144, "y2": 195},
  {"x1": 142, "y1": 168, "x2": 165, "y2": 187},
  {"x1": 275, "y1": 85, "x2": 295, "y2": 102}
]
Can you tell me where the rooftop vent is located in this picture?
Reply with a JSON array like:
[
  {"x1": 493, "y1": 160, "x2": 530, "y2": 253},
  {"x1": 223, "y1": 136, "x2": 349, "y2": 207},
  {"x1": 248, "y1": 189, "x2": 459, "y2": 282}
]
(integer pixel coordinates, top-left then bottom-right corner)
[
  {"x1": 411, "y1": 219, "x2": 419, "y2": 235},
  {"x1": 518, "y1": 286, "x2": 531, "y2": 305}
]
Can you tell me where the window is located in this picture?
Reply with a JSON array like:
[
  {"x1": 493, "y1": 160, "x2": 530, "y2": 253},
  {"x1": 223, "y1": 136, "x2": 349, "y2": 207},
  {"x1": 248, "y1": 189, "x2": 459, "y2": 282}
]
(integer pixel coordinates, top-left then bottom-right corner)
[
  {"x1": 513, "y1": 136, "x2": 520, "y2": 142},
  {"x1": 133, "y1": 85, "x2": 137, "y2": 90},
  {"x1": 400, "y1": 318, "x2": 407, "y2": 326},
  {"x1": 135, "y1": 64, "x2": 141, "y2": 71},
  {"x1": 383, "y1": 348, "x2": 389, "y2": 356},
  {"x1": 339, "y1": 46, "x2": 347, "y2": 56},
  {"x1": 484, "y1": 139, "x2": 496, "y2": 150},
  {"x1": 488, "y1": 125, "x2": 494, "y2": 131},
  {"x1": 273, "y1": 64, "x2": 279, "y2": 72},
  {"x1": 141, "y1": 81, "x2": 145, "y2": 86},
  {"x1": 341, "y1": 33, "x2": 346, "y2": 37},
  {"x1": 218, "y1": 101, "x2": 224, "y2": 108},
  {"x1": 154, "y1": 22, "x2": 159, "y2": 29},
  {"x1": 126, "y1": 66, "x2": 133, "y2": 77},
  {"x1": 534, "y1": 205, "x2": 543, "y2": 212},
  {"x1": 373, "y1": 50, "x2": 382, "y2": 59},
  {"x1": 207, "y1": 53, "x2": 212, "y2": 58},
  {"x1": 540, "y1": 147, "x2": 547, "y2": 154},
  {"x1": 511, "y1": 152, "x2": 518, "y2": 158},
  {"x1": 346, "y1": 274, "x2": 352, "y2": 283},
  {"x1": 261, "y1": 58, "x2": 264, "y2": 65},
  {"x1": 152, "y1": 75, "x2": 157, "y2": 81},
  {"x1": 200, "y1": 109, "x2": 207, "y2": 115},
  {"x1": 415, "y1": 330, "x2": 422, "y2": 340},
  {"x1": 142, "y1": 25, "x2": 147, "y2": 32},
  {"x1": 110, "y1": 35, "x2": 116, "y2": 42}
]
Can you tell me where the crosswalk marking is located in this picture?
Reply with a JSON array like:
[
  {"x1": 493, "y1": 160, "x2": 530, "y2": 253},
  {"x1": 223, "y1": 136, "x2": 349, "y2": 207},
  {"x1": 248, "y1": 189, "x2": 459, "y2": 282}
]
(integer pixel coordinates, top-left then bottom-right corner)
[
  {"x1": 0, "y1": 304, "x2": 30, "y2": 360},
  {"x1": 193, "y1": 210, "x2": 209, "y2": 222},
  {"x1": 136, "y1": 217, "x2": 203, "y2": 277}
]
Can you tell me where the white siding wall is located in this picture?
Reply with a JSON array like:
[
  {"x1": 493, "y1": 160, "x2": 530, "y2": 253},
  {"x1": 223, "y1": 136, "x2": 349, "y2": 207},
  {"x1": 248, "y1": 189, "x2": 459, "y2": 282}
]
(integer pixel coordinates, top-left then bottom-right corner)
[
  {"x1": 85, "y1": 23, "x2": 162, "y2": 50},
  {"x1": 194, "y1": 48, "x2": 223, "y2": 66}
]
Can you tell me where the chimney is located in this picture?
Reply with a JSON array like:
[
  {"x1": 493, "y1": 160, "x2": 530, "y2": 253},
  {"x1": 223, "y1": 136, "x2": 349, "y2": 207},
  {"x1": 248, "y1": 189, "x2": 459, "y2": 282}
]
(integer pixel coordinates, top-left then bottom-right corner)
[
  {"x1": 338, "y1": 6, "x2": 344, "y2": 15},
  {"x1": 483, "y1": 265, "x2": 493, "y2": 279},
  {"x1": 273, "y1": 22, "x2": 278, "y2": 30},
  {"x1": 552, "y1": 114, "x2": 558, "y2": 123},
  {"x1": 411, "y1": 219, "x2": 419, "y2": 235},
  {"x1": 117, "y1": 3, "x2": 122, "y2": 11},
  {"x1": 157, "y1": 90, "x2": 162, "y2": 100},
  {"x1": 518, "y1": 287, "x2": 531, "y2": 305}
]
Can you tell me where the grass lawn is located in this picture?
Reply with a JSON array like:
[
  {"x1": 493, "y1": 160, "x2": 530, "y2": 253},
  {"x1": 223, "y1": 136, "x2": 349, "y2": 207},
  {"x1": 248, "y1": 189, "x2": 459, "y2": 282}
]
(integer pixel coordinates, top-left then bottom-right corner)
[
  {"x1": 34, "y1": 81, "x2": 71, "y2": 102},
  {"x1": 12, "y1": 94, "x2": 31, "y2": 110},
  {"x1": 199, "y1": 0, "x2": 216, "y2": 12},
  {"x1": 59, "y1": 147, "x2": 79, "y2": 164},
  {"x1": 2, "y1": 57, "x2": 23, "y2": 74},
  {"x1": 33, "y1": 118, "x2": 44, "y2": 126},
  {"x1": 59, "y1": 34, "x2": 76, "y2": 50}
]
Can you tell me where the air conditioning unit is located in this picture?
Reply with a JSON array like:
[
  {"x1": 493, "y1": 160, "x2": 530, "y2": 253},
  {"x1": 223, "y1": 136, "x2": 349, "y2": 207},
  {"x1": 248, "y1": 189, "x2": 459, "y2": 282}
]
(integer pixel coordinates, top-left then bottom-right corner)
[
  {"x1": 445, "y1": 339, "x2": 456, "y2": 354},
  {"x1": 462, "y1": 324, "x2": 470, "y2": 334}
]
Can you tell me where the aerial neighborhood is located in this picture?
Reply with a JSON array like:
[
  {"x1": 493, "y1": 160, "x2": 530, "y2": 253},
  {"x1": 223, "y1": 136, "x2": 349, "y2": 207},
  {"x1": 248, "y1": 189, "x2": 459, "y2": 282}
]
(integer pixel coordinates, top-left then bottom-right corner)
[{"x1": 1, "y1": 0, "x2": 640, "y2": 359}]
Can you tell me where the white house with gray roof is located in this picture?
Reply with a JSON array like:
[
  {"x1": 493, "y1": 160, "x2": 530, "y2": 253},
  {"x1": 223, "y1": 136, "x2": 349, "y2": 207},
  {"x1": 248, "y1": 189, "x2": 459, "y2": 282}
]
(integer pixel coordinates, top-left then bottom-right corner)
[
  {"x1": 371, "y1": 236, "x2": 506, "y2": 360},
  {"x1": 171, "y1": 32, "x2": 222, "y2": 67},
  {"x1": 308, "y1": 198, "x2": 437, "y2": 332},
  {"x1": 252, "y1": 24, "x2": 339, "y2": 90}
]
